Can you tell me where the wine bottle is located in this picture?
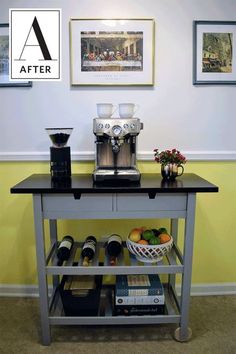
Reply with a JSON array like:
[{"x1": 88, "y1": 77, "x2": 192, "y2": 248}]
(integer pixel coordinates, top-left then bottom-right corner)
[
  {"x1": 57, "y1": 235, "x2": 74, "y2": 266},
  {"x1": 81, "y1": 235, "x2": 97, "y2": 266},
  {"x1": 106, "y1": 234, "x2": 122, "y2": 266}
]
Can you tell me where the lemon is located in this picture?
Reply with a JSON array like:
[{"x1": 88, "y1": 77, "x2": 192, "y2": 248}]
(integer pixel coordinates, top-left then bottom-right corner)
[{"x1": 129, "y1": 228, "x2": 141, "y2": 242}]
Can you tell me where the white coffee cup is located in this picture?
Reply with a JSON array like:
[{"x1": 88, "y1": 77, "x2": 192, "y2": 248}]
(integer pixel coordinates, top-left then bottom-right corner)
[
  {"x1": 97, "y1": 103, "x2": 116, "y2": 118},
  {"x1": 119, "y1": 103, "x2": 139, "y2": 118}
]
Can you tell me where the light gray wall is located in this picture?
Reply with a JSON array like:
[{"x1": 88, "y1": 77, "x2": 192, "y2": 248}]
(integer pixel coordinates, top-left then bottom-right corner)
[{"x1": 0, "y1": 0, "x2": 236, "y2": 161}]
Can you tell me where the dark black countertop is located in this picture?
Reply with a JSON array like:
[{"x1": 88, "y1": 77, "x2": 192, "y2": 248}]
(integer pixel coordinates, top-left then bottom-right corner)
[{"x1": 10, "y1": 174, "x2": 218, "y2": 196}]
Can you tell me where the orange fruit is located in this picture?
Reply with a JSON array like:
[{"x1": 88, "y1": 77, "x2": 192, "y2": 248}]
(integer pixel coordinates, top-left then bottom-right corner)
[
  {"x1": 159, "y1": 233, "x2": 171, "y2": 244},
  {"x1": 138, "y1": 239, "x2": 149, "y2": 245}
]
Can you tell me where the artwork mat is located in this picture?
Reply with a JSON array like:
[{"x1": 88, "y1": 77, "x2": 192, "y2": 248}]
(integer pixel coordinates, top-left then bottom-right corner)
[
  {"x1": 0, "y1": 23, "x2": 32, "y2": 87},
  {"x1": 193, "y1": 21, "x2": 236, "y2": 85},
  {"x1": 69, "y1": 18, "x2": 155, "y2": 86}
]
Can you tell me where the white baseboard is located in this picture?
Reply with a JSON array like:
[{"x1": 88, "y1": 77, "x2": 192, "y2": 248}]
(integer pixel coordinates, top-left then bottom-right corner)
[
  {"x1": 0, "y1": 284, "x2": 42, "y2": 297},
  {"x1": 0, "y1": 283, "x2": 235, "y2": 298},
  {"x1": 176, "y1": 283, "x2": 236, "y2": 296}
]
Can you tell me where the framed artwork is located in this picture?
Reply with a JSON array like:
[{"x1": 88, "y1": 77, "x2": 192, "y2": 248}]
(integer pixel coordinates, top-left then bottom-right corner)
[
  {"x1": 0, "y1": 23, "x2": 32, "y2": 87},
  {"x1": 193, "y1": 20, "x2": 236, "y2": 85},
  {"x1": 69, "y1": 18, "x2": 155, "y2": 86}
]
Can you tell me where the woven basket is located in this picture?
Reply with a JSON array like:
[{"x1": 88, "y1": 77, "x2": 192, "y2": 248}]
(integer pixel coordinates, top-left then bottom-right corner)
[{"x1": 126, "y1": 236, "x2": 173, "y2": 263}]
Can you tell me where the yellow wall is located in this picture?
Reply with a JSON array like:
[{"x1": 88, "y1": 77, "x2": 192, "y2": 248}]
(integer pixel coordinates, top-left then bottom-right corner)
[{"x1": 1, "y1": 161, "x2": 235, "y2": 285}]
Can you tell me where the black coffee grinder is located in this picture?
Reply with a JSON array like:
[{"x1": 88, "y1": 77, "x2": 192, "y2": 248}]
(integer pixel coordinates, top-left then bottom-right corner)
[{"x1": 46, "y1": 128, "x2": 73, "y2": 182}]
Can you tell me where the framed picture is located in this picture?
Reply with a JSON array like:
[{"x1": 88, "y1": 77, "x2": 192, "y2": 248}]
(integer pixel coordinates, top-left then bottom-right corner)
[
  {"x1": 193, "y1": 20, "x2": 236, "y2": 85},
  {"x1": 69, "y1": 18, "x2": 154, "y2": 86},
  {"x1": 0, "y1": 23, "x2": 32, "y2": 87}
]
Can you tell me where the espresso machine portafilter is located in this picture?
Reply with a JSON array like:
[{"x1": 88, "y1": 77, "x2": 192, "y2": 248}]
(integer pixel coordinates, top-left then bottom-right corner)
[{"x1": 93, "y1": 118, "x2": 143, "y2": 182}]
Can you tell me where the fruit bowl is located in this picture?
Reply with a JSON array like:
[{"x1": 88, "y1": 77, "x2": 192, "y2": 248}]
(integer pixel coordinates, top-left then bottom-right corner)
[{"x1": 126, "y1": 236, "x2": 173, "y2": 263}]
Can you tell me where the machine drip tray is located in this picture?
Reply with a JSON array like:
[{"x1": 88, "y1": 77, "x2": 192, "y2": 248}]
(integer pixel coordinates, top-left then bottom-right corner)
[
  {"x1": 95, "y1": 168, "x2": 139, "y2": 174},
  {"x1": 93, "y1": 168, "x2": 141, "y2": 184},
  {"x1": 93, "y1": 179, "x2": 141, "y2": 186}
]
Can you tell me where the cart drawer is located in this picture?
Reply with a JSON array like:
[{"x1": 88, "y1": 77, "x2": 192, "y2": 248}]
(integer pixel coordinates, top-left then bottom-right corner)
[
  {"x1": 42, "y1": 194, "x2": 113, "y2": 214},
  {"x1": 116, "y1": 193, "x2": 187, "y2": 211}
]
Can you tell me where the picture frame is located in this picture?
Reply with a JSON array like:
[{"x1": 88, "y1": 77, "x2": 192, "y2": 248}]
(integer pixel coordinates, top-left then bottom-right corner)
[
  {"x1": 69, "y1": 18, "x2": 155, "y2": 86},
  {"x1": 193, "y1": 20, "x2": 236, "y2": 85},
  {"x1": 0, "y1": 23, "x2": 32, "y2": 87}
]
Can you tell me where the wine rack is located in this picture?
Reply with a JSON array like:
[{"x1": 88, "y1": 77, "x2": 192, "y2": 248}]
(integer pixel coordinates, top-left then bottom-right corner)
[{"x1": 46, "y1": 241, "x2": 184, "y2": 275}]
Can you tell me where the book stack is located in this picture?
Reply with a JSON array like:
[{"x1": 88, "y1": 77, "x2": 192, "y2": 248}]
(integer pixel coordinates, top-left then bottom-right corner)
[{"x1": 114, "y1": 274, "x2": 165, "y2": 316}]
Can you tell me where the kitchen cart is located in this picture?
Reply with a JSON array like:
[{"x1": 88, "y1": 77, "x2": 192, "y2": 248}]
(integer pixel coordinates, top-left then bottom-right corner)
[{"x1": 11, "y1": 173, "x2": 218, "y2": 345}]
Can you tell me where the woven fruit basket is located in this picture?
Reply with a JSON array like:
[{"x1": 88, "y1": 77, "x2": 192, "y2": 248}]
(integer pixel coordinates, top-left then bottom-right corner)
[{"x1": 126, "y1": 236, "x2": 173, "y2": 263}]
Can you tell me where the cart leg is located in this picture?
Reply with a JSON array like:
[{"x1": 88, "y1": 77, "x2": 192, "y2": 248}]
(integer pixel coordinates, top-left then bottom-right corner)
[
  {"x1": 174, "y1": 193, "x2": 196, "y2": 342},
  {"x1": 49, "y1": 219, "x2": 60, "y2": 290},
  {"x1": 169, "y1": 218, "x2": 178, "y2": 291},
  {"x1": 33, "y1": 195, "x2": 51, "y2": 346},
  {"x1": 174, "y1": 327, "x2": 192, "y2": 342}
]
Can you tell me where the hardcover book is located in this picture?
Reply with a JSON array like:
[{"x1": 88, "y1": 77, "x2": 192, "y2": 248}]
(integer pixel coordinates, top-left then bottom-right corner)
[
  {"x1": 114, "y1": 304, "x2": 165, "y2": 316},
  {"x1": 115, "y1": 294, "x2": 164, "y2": 305},
  {"x1": 115, "y1": 274, "x2": 164, "y2": 296}
]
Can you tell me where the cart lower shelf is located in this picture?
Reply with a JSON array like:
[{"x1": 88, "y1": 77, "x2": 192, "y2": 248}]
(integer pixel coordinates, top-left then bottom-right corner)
[{"x1": 49, "y1": 283, "x2": 180, "y2": 326}]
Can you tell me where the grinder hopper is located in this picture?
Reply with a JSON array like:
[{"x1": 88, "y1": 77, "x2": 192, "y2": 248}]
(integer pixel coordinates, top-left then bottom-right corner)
[{"x1": 45, "y1": 128, "x2": 73, "y2": 181}]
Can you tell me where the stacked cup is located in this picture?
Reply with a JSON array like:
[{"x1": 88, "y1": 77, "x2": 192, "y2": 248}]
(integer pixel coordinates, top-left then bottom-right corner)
[
  {"x1": 97, "y1": 103, "x2": 139, "y2": 118},
  {"x1": 96, "y1": 103, "x2": 116, "y2": 118}
]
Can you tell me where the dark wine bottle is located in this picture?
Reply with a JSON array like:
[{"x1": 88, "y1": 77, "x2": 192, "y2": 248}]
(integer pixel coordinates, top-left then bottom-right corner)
[
  {"x1": 81, "y1": 235, "x2": 97, "y2": 266},
  {"x1": 57, "y1": 235, "x2": 74, "y2": 266},
  {"x1": 106, "y1": 234, "x2": 122, "y2": 266}
]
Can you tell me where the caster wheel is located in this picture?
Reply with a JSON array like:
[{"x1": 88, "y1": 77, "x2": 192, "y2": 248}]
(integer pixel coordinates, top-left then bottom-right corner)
[{"x1": 174, "y1": 327, "x2": 192, "y2": 342}]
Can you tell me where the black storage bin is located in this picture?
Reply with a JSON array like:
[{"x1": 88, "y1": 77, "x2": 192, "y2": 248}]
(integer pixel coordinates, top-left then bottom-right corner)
[{"x1": 59, "y1": 275, "x2": 102, "y2": 316}]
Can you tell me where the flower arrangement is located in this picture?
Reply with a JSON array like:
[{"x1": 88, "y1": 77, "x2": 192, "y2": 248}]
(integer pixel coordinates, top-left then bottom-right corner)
[{"x1": 154, "y1": 148, "x2": 186, "y2": 166}]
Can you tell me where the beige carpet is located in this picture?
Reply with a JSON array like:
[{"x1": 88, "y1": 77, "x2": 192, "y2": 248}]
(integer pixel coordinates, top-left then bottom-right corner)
[{"x1": 0, "y1": 295, "x2": 235, "y2": 354}]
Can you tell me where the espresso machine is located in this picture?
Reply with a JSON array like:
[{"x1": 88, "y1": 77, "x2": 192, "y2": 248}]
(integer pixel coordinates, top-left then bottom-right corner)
[
  {"x1": 46, "y1": 128, "x2": 73, "y2": 182},
  {"x1": 93, "y1": 118, "x2": 143, "y2": 182}
]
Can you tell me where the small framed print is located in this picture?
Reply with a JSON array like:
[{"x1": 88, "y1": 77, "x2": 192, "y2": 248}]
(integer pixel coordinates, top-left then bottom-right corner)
[
  {"x1": 69, "y1": 18, "x2": 155, "y2": 86},
  {"x1": 193, "y1": 20, "x2": 236, "y2": 85},
  {"x1": 0, "y1": 23, "x2": 32, "y2": 87}
]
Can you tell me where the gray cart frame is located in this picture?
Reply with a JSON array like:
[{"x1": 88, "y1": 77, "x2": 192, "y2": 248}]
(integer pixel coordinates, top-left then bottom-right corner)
[{"x1": 11, "y1": 174, "x2": 218, "y2": 345}]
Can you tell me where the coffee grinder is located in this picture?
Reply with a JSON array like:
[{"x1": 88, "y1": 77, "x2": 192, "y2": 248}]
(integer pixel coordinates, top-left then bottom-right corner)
[{"x1": 46, "y1": 128, "x2": 73, "y2": 182}]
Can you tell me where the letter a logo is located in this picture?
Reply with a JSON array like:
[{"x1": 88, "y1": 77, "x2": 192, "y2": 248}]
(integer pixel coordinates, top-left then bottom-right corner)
[
  {"x1": 10, "y1": 9, "x2": 61, "y2": 81},
  {"x1": 19, "y1": 17, "x2": 52, "y2": 60}
]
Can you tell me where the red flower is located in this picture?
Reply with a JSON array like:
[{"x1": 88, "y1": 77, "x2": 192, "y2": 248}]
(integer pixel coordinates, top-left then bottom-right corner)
[{"x1": 154, "y1": 148, "x2": 186, "y2": 165}]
